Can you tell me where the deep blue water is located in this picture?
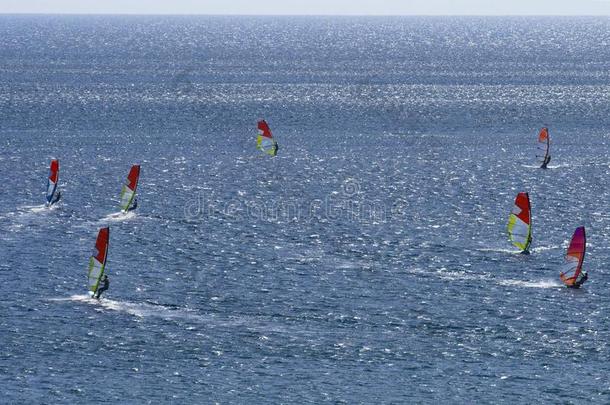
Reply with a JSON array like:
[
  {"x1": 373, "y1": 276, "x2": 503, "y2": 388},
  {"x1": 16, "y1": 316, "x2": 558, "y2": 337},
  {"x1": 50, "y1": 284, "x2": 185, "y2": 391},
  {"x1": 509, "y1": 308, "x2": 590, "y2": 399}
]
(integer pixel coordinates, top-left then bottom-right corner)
[{"x1": 2, "y1": 15, "x2": 610, "y2": 403}]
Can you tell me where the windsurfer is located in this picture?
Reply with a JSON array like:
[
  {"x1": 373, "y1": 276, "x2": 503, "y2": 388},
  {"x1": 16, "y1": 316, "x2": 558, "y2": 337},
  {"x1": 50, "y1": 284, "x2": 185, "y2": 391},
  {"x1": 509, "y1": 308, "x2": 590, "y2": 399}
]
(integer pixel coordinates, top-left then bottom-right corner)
[
  {"x1": 51, "y1": 191, "x2": 61, "y2": 205},
  {"x1": 94, "y1": 275, "x2": 109, "y2": 299},
  {"x1": 573, "y1": 271, "x2": 588, "y2": 288},
  {"x1": 127, "y1": 197, "x2": 138, "y2": 212},
  {"x1": 561, "y1": 271, "x2": 588, "y2": 289},
  {"x1": 541, "y1": 155, "x2": 551, "y2": 169},
  {"x1": 273, "y1": 143, "x2": 279, "y2": 156}
]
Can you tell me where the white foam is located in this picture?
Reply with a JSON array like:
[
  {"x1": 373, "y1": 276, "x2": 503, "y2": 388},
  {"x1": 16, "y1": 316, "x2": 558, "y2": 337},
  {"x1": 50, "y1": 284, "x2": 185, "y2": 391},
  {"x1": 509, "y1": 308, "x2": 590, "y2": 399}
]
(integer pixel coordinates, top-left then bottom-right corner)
[
  {"x1": 49, "y1": 294, "x2": 203, "y2": 322},
  {"x1": 100, "y1": 211, "x2": 136, "y2": 223},
  {"x1": 498, "y1": 279, "x2": 563, "y2": 289},
  {"x1": 477, "y1": 247, "x2": 522, "y2": 254},
  {"x1": 18, "y1": 204, "x2": 49, "y2": 213},
  {"x1": 531, "y1": 245, "x2": 558, "y2": 253}
]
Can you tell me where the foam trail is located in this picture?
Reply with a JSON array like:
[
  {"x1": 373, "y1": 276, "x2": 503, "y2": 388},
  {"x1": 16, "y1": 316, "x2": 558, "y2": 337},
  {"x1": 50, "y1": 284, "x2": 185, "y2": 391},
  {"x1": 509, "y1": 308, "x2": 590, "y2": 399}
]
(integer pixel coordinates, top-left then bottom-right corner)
[
  {"x1": 477, "y1": 247, "x2": 522, "y2": 254},
  {"x1": 531, "y1": 245, "x2": 559, "y2": 253},
  {"x1": 49, "y1": 294, "x2": 204, "y2": 322},
  {"x1": 48, "y1": 295, "x2": 290, "y2": 332},
  {"x1": 18, "y1": 204, "x2": 49, "y2": 213},
  {"x1": 100, "y1": 211, "x2": 136, "y2": 223},
  {"x1": 498, "y1": 279, "x2": 563, "y2": 289}
]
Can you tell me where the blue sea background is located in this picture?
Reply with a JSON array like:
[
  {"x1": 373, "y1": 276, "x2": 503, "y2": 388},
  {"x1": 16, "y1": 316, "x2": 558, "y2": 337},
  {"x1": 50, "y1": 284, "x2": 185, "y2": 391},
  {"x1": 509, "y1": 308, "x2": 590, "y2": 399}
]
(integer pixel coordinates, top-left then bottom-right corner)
[{"x1": 1, "y1": 15, "x2": 610, "y2": 403}]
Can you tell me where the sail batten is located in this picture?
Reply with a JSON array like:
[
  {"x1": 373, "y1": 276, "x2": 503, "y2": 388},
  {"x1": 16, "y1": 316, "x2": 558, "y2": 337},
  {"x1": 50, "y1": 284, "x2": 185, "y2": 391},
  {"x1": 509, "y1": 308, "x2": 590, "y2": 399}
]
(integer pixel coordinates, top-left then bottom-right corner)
[
  {"x1": 256, "y1": 120, "x2": 278, "y2": 157},
  {"x1": 87, "y1": 227, "x2": 110, "y2": 296},
  {"x1": 507, "y1": 192, "x2": 532, "y2": 253},
  {"x1": 119, "y1": 164, "x2": 140, "y2": 212}
]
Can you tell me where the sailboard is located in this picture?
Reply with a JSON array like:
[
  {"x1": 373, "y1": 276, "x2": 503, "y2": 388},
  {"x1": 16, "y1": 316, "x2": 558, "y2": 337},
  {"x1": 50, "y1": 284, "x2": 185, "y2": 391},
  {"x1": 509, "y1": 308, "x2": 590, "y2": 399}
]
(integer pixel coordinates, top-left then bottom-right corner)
[
  {"x1": 507, "y1": 192, "x2": 532, "y2": 253},
  {"x1": 256, "y1": 120, "x2": 278, "y2": 157},
  {"x1": 119, "y1": 164, "x2": 140, "y2": 212},
  {"x1": 560, "y1": 226, "x2": 587, "y2": 288},
  {"x1": 537, "y1": 127, "x2": 551, "y2": 168},
  {"x1": 46, "y1": 159, "x2": 60, "y2": 205},
  {"x1": 87, "y1": 227, "x2": 110, "y2": 297}
]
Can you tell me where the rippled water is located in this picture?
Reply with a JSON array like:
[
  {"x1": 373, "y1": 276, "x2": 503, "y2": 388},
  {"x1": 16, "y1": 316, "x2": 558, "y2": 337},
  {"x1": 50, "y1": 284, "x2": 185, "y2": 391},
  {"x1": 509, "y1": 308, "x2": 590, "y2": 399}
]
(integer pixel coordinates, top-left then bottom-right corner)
[{"x1": 1, "y1": 16, "x2": 610, "y2": 403}]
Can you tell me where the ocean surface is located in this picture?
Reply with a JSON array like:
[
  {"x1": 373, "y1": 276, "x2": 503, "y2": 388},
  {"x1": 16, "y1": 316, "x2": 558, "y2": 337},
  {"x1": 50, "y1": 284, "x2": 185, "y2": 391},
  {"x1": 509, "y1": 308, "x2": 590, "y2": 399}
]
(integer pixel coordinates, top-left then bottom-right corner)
[{"x1": 2, "y1": 15, "x2": 610, "y2": 403}]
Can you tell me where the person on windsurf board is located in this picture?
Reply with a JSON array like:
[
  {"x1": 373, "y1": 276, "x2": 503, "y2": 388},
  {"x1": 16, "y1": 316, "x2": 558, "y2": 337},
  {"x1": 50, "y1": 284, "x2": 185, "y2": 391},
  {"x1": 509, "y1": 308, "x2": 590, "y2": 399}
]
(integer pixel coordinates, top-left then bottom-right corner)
[
  {"x1": 50, "y1": 191, "x2": 61, "y2": 205},
  {"x1": 94, "y1": 275, "x2": 110, "y2": 299},
  {"x1": 120, "y1": 165, "x2": 141, "y2": 213},
  {"x1": 537, "y1": 127, "x2": 551, "y2": 169},
  {"x1": 126, "y1": 197, "x2": 138, "y2": 212},
  {"x1": 559, "y1": 227, "x2": 588, "y2": 289},
  {"x1": 88, "y1": 227, "x2": 110, "y2": 299},
  {"x1": 46, "y1": 159, "x2": 61, "y2": 206},
  {"x1": 256, "y1": 120, "x2": 279, "y2": 157}
]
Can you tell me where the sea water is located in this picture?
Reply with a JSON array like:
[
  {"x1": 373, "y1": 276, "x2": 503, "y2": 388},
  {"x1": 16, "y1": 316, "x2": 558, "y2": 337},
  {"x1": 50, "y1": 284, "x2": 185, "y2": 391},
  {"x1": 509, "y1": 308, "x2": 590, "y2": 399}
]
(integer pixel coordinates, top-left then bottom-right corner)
[{"x1": 1, "y1": 16, "x2": 610, "y2": 403}]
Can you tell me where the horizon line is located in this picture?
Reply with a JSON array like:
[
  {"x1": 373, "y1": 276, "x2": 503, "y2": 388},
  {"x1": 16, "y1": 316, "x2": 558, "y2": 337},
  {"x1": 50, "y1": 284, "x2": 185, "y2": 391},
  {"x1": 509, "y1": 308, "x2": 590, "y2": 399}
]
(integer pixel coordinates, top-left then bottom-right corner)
[
  {"x1": 0, "y1": 11, "x2": 610, "y2": 17},
  {"x1": 0, "y1": 12, "x2": 609, "y2": 17}
]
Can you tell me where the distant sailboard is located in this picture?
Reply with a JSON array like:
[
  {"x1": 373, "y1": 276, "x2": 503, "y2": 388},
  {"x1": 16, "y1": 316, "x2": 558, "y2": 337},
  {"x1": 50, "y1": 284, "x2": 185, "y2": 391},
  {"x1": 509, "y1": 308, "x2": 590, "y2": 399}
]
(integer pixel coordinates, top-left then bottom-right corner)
[
  {"x1": 87, "y1": 227, "x2": 110, "y2": 297},
  {"x1": 46, "y1": 159, "x2": 60, "y2": 206},
  {"x1": 119, "y1": 164, "x2": 140, "y2": 212},
  {"x1": 507, "y1": 192, "x2": 532, "y2": 253},
  {"x1": 537, "y1": 127, "x2": 551, "y2": 169},
  {"x1": 560, "y1": 226, "x2": 587, "y2": 288},
  {"x1": 256, "y1": 120, "x2": 278, "y2": 157}
]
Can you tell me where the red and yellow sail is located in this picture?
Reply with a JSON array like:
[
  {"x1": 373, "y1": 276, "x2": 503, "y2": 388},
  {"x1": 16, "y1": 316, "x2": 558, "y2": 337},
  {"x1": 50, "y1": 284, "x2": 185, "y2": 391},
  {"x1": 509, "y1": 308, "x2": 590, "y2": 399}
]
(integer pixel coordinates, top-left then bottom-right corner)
[
  {"x1": 507, "y1": 192, "x2": 532, "y2": 252},
  {"x1": 256, "y1": 120, "x2": 278, "y2": 157}
]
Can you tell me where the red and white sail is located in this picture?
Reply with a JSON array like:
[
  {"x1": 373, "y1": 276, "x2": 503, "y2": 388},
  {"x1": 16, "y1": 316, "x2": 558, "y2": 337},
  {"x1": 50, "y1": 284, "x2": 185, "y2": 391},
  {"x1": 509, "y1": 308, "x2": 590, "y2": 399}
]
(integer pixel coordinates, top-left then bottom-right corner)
[
  {"x1": 87, "y1": 227, "x2": 110, "y2": 296},
  {"x1": 46, "y1": 159, "x2": 60, "y2": 205},
  {"x1": 119, "y1": 165, "x2": 140, "y2": 212}
]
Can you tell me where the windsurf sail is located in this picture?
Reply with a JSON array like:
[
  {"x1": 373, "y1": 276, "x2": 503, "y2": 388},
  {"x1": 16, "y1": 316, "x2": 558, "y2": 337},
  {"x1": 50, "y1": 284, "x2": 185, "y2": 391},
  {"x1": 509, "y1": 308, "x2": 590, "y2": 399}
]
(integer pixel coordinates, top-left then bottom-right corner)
[
  {"x1": 560, "y1": 226, "x2": 586, "y2": 287},
  {"x1": 507, "y1": 192, "x2": 532, "y2": 253},
  {"x1": 46, "y1": 159, "x2": 59, "y2": 205},
  {"x1": 119, "y1": 164, "x2": 140, "y2": 212},
  {"x1": 256, "y1": 120, "x2": 278, "y2": 157},
  {"x1": 537, "y1": 127, "x2": 550, "y2": 167},
  {"x1": 87, "y1": 227, "x2": 110, "y2": 296}
]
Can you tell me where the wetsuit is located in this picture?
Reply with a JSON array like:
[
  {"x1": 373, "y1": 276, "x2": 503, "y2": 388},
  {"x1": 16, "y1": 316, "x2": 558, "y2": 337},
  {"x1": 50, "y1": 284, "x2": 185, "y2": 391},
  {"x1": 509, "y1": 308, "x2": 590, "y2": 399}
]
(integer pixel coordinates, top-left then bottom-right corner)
[
  {"x1": 127, "y1": 198, "x2": 138, "y2": 212},
  {"x1": 95, "y1": 277, "x2": 109, "y2": 299},
  {"x1": 573, "y1": 272, "x2": 588, "y2": 288},
  {"x1": 541, "y1": 155, "x2": 551, "y2": 169},
  {"x1": 51, "y1": 191, "x2": 61, "y2": 205}
]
